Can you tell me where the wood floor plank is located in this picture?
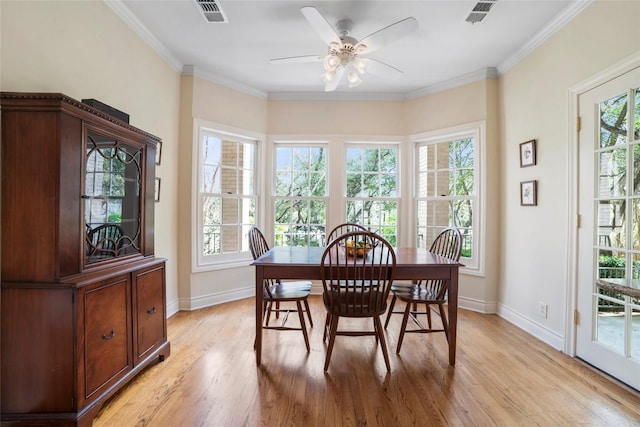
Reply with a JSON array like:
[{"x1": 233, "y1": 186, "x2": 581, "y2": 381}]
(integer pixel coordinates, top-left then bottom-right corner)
[{"x1": 94, "y1": 296, "x2": 640, "y2": 427}]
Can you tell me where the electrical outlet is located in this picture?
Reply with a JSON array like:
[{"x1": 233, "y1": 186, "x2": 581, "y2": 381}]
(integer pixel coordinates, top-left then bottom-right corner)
[{"x1": 538, "y1": 302, "x2": 548, "y2": 319}]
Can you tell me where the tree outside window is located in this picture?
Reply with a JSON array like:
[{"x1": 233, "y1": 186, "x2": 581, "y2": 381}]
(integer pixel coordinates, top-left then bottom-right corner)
[
  {"x1": 345, "y1": 145, "x2": 398, "y2": 245},
  {"x1": 274, "y1": 145, "x2": 327, "y2": 246}
]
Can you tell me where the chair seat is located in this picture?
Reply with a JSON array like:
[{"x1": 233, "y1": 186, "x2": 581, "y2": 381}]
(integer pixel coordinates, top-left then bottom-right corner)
[
  {"x1": 323, "y1": 290, "x2": 387, "y2": 316},
  {"x1": 279, "y1": 280, "x2": 312, "y2": 291},
  {"x1": 393, "y1": 286, "x2": 442, "y2": 303},
  {"x1": 390, "y1": 281, "x2": 418, "y2": 292},
  {"x1": 266, "y1": 282, "x2": 312, "y2": 301}
]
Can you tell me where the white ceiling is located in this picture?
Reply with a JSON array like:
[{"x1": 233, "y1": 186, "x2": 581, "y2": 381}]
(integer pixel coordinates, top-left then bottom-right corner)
[{"x1": 114, "y1": 0, "x2": 586, "y2": 100}]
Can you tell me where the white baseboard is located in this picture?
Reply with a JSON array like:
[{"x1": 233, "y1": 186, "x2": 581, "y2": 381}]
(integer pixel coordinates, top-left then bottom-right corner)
[
  {"x1": 178, "y1": 286, "x2": 254, "y2": 311},
  {"x1": 458, "y1": 296, "x2": 497, "y2": 314},
  {"x1": 167, "y1": 299, "x2": 180, "y2": 318},
  {"x1": 497, "y1": 303, "x2": 564, "y2": 350}
]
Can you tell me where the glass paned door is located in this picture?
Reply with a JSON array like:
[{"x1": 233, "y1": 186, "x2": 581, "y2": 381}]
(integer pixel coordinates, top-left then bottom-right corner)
[
  {"x1": 84, "y1": 130, "x2": 142, "y2": 265},
  {"x1": 577, "y1": 66, "x2": 640, "y2": 391}
]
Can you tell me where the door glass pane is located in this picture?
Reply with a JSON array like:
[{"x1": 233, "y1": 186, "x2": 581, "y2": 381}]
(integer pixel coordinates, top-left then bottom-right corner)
[
  {"x1": 632, "y1": 305, "x2": 640, "y2": 361},
  {"x1": 598, "y1": 149, "x2": 626, "y2": 197},
  {"x1": 597, "y1": 200, "x2": 625, "y2": 248},
  {"x1": 600, "y1": 92, "x2": 628, "y2": 148},
  {"x1": 634, "y1": 144, "x2": 640, "y2": 195},
  {"x1": 634, "y1": 87, "x2": 640, "y2": 140},
  {"x1": 596, "y1": 296, "x2": 625, "y2": 355},
  {"x1": 598, "y1": 249, "x2": 626, "y2": 279},
  {"x1": 633, "y1": 253, "x2": 640, "y2": 279}
]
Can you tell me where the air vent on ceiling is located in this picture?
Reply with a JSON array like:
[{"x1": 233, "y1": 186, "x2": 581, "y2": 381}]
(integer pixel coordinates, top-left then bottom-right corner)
[
  {"x1": 194, "y1": 0, "x2": 228, "y2": 23},
  {"x1": 465, "y1": 0, "x2": 497, "y2": 24}
]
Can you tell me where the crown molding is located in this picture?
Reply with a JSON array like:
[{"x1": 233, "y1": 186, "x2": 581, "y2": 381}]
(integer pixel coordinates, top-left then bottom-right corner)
[
  {"x1": 267, "y1": 91, "x2": 408, "y2": 102},
  {"x1": 105, "y1": 0, "x2": 183, "y2": 73},
  {"x1": 406, "y1": 68, "x2": 498, "y2": 99},
  {"x1": 497, "y1": 0, "x2": 594, "y2": 75},
  {"x1": 182, "y1": 66, "x2": 268, "y2": 99}
]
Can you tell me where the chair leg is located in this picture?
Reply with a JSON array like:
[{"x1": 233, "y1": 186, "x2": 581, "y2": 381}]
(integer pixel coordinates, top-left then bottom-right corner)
[
  {"x1": 324, "y1": 314, "x2": 339, "y2": 371},
  {"x1": 439, "y1": 303, "x2": 449, "y2": 342},
  {"x1": 384, "y1": 294, "x2": 397, "y2": 329},
  {"x1": 275, "y1": 301, "x2": 280, "y2": 319},
  {"x1": 323, "y1": 312, "x2": 331, "y2": 342},
  {"x1": 374, "y1": 315, "x2": 391, "y2": 372},
  {"x1": 303, "y1": 298, "x2": 313, "y2": 327},
  {"x1": 264, "y1": 301, "x2": 273, "y2": 325},
  {"x1": 373, "y1": 318, "x2": 379, "y2": 344},
  {"x1": 426, "y1": 303, "x2": 433, "y2": 329},
  {"x1": 296, "y1": 301, "x2": 310, "y2": 352},
  {"x1": 396, "y1": 303, "x2": 412, "y2": 354}
]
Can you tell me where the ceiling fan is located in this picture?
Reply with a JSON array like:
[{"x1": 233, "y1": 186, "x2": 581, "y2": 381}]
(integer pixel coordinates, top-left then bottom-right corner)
[{"x1": 270, "y1": 6, "x2": 418, "y2": 92}]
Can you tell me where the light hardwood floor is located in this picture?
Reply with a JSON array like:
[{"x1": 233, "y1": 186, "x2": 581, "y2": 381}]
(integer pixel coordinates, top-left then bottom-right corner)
[{"x1": 94, "y1": 296, "x2": 640, "y2": 426}]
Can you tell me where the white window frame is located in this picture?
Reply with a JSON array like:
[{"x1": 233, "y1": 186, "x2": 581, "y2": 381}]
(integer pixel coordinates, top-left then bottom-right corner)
[
  {"x1": 267, "y1": 137, "x2": 403, "y2": 246},
  {"x1": 192, "y1": 119, "x2": 263, "y2": 272},
  {"x1": 343, "y1": 141, "x2": 401, "y2": 245},
  {"x1": 271, "y1": 140, "x2": 329, "y2": 247},
  {"x1": 411, "y1": 121, "x2": 485, "y2": 275}
]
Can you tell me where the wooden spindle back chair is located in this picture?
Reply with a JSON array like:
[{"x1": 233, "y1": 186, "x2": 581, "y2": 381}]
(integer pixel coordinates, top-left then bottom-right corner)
[
  {"x1": 321, "y1": 230, "x2": 396, "y2": 371},
  {"x1": 248, "y1": 226, "x2": 313, "y2": 351},
  {"x1": 384, "y1": 227, "x2": 462, "y2": 353}
]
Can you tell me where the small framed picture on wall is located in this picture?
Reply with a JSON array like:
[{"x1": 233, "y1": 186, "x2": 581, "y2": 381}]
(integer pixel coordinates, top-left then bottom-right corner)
[
  {"x1": 155, "y1": 177, "x2": 161, "y2": 203},
  {"x1": 519, "y1": 139, "x2": 536, "y2": 167},
  {"x1": 155, "y1": 141, "x2": 163, "y2": 166},
  {"x1": 520, "y1": 180, "x2": 537, "y2": 206}
]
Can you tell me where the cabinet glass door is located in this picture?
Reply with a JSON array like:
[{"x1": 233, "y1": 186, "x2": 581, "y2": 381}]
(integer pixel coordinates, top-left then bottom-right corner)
[{"x1": 84, "y1": 131, "x2": 142, "y2": 265}]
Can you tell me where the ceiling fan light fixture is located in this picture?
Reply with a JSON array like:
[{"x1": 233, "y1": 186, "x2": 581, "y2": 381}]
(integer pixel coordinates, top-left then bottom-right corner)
[
  {"x1": 347, "y1": 69, "x2": 362, "y2": 88},
  {"x1": 352, "y1": 57, "x2": 368, "y2": 74},
  {"x1": 323, "y1": 54, "x2": 340, "y2": 71},
  {"x1": 322, "y1": 69, "x2": 336, "y2": 83}
]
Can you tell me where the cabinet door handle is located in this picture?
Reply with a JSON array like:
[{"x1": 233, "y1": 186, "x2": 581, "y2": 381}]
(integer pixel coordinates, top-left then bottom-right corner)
[
  {"x1": 147, "y1": 307, "x2": 157, "y2": 315},
  {"x1": 102, "y1": 329, "x2": 115, "y2": 340}
]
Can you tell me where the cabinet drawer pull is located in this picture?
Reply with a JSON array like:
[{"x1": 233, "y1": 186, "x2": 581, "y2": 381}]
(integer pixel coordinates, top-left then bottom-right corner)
[
  {"x1": 102, "y1": 329, "x2": 115, "y2": 340},
  {"x1": 147, "y1": 307, "x2": 157, "y2": 315}
]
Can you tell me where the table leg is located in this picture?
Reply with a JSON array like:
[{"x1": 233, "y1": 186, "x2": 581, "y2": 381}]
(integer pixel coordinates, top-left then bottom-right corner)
[
  {"x1": 255, "y1": 265, "x2": 264, "y2": 366},
  {"x1": 448, "y1": 266, "x2": 458, "y2": 365}
]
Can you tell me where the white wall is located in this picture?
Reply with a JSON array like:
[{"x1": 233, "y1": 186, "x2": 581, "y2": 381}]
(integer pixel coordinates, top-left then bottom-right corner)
[
  {"x1": 0, "y1": 1, "x2": 182, "y2": 315},
  {"x1": 406, "y1": 79, "x2": 502, "y2": 314},
  {"x1": 177, "y1": 76, "x2": 269, "y2": 310},
  {"x1": 498, "y1": 0, "x2": 640, "y2": 349}
]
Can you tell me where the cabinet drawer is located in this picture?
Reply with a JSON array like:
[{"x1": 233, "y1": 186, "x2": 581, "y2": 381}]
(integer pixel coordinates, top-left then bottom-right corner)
[
  {"x1": 133, "y1": 264, "x2": 166, "y2": 363},
  {"x1": 83, "y1": 276, "x2": 132, "y2": 400}
]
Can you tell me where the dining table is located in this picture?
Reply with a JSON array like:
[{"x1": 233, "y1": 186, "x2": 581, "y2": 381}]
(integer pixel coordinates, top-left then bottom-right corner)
[{"x1": 252, "y1": 245, "x2": 462, "y2": 366}]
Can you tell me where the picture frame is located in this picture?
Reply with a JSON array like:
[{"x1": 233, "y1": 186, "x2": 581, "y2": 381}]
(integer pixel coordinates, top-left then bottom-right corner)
[
  {"x1": 520, "y1": 180, "x2": 537, "y2": 206},
  {"x1": 155, "y1": 141, "x2": 163, "y2": 166},
  {"x1": 154, "y1": 177, "x2": 161, "y2": 203},
  {"x1": 519, "y1": 139, "x2": 536, "y2": 167}
]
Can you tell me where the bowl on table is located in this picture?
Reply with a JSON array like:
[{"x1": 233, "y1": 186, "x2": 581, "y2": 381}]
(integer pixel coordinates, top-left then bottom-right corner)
[{"x1": 342, "y1": 240, "x2": 376, "y2": 257}]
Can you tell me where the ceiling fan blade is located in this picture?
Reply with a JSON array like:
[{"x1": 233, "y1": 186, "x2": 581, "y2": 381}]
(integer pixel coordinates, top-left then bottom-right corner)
[
  {"x1": 356, "y1": 17, "x2": 418, "y2": 54},
  {"x1": 365, "y1": 58, "x2": 403, "y2": 80},
  {"x1": 270, "y1": 55, "x2": 323, "y2": 64},
  {"x1": 325, "y1": 67, "x2": 345, "y2": 92},
  {"x1": 301, "y1": 6, "x2": 340, "y2": 46}
]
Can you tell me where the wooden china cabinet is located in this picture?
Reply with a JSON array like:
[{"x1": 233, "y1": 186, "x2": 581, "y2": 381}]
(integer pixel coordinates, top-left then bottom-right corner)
[{"x1": 1, "y1": 93, "x2": 170, "y2": 426}]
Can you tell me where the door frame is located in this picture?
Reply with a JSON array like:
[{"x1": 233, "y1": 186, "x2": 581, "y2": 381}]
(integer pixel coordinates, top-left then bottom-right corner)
[{"x1": 566, "y1": 52, "x2": 640, "y2": 356}]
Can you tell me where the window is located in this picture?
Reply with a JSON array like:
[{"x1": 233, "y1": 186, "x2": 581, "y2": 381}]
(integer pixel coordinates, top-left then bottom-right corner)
[
  {"x1": 197, "y1": 127, "x2": 258, "y2": 268},
  {"x1": 414, "y1": 123, "x2": 484, "y2": 272},
  {"x1": 273, "y1": 144, "x2": 327, "y2": 246},
  {"x1": 345, "y1": 145, "x2": 399, "y2": 245}
]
